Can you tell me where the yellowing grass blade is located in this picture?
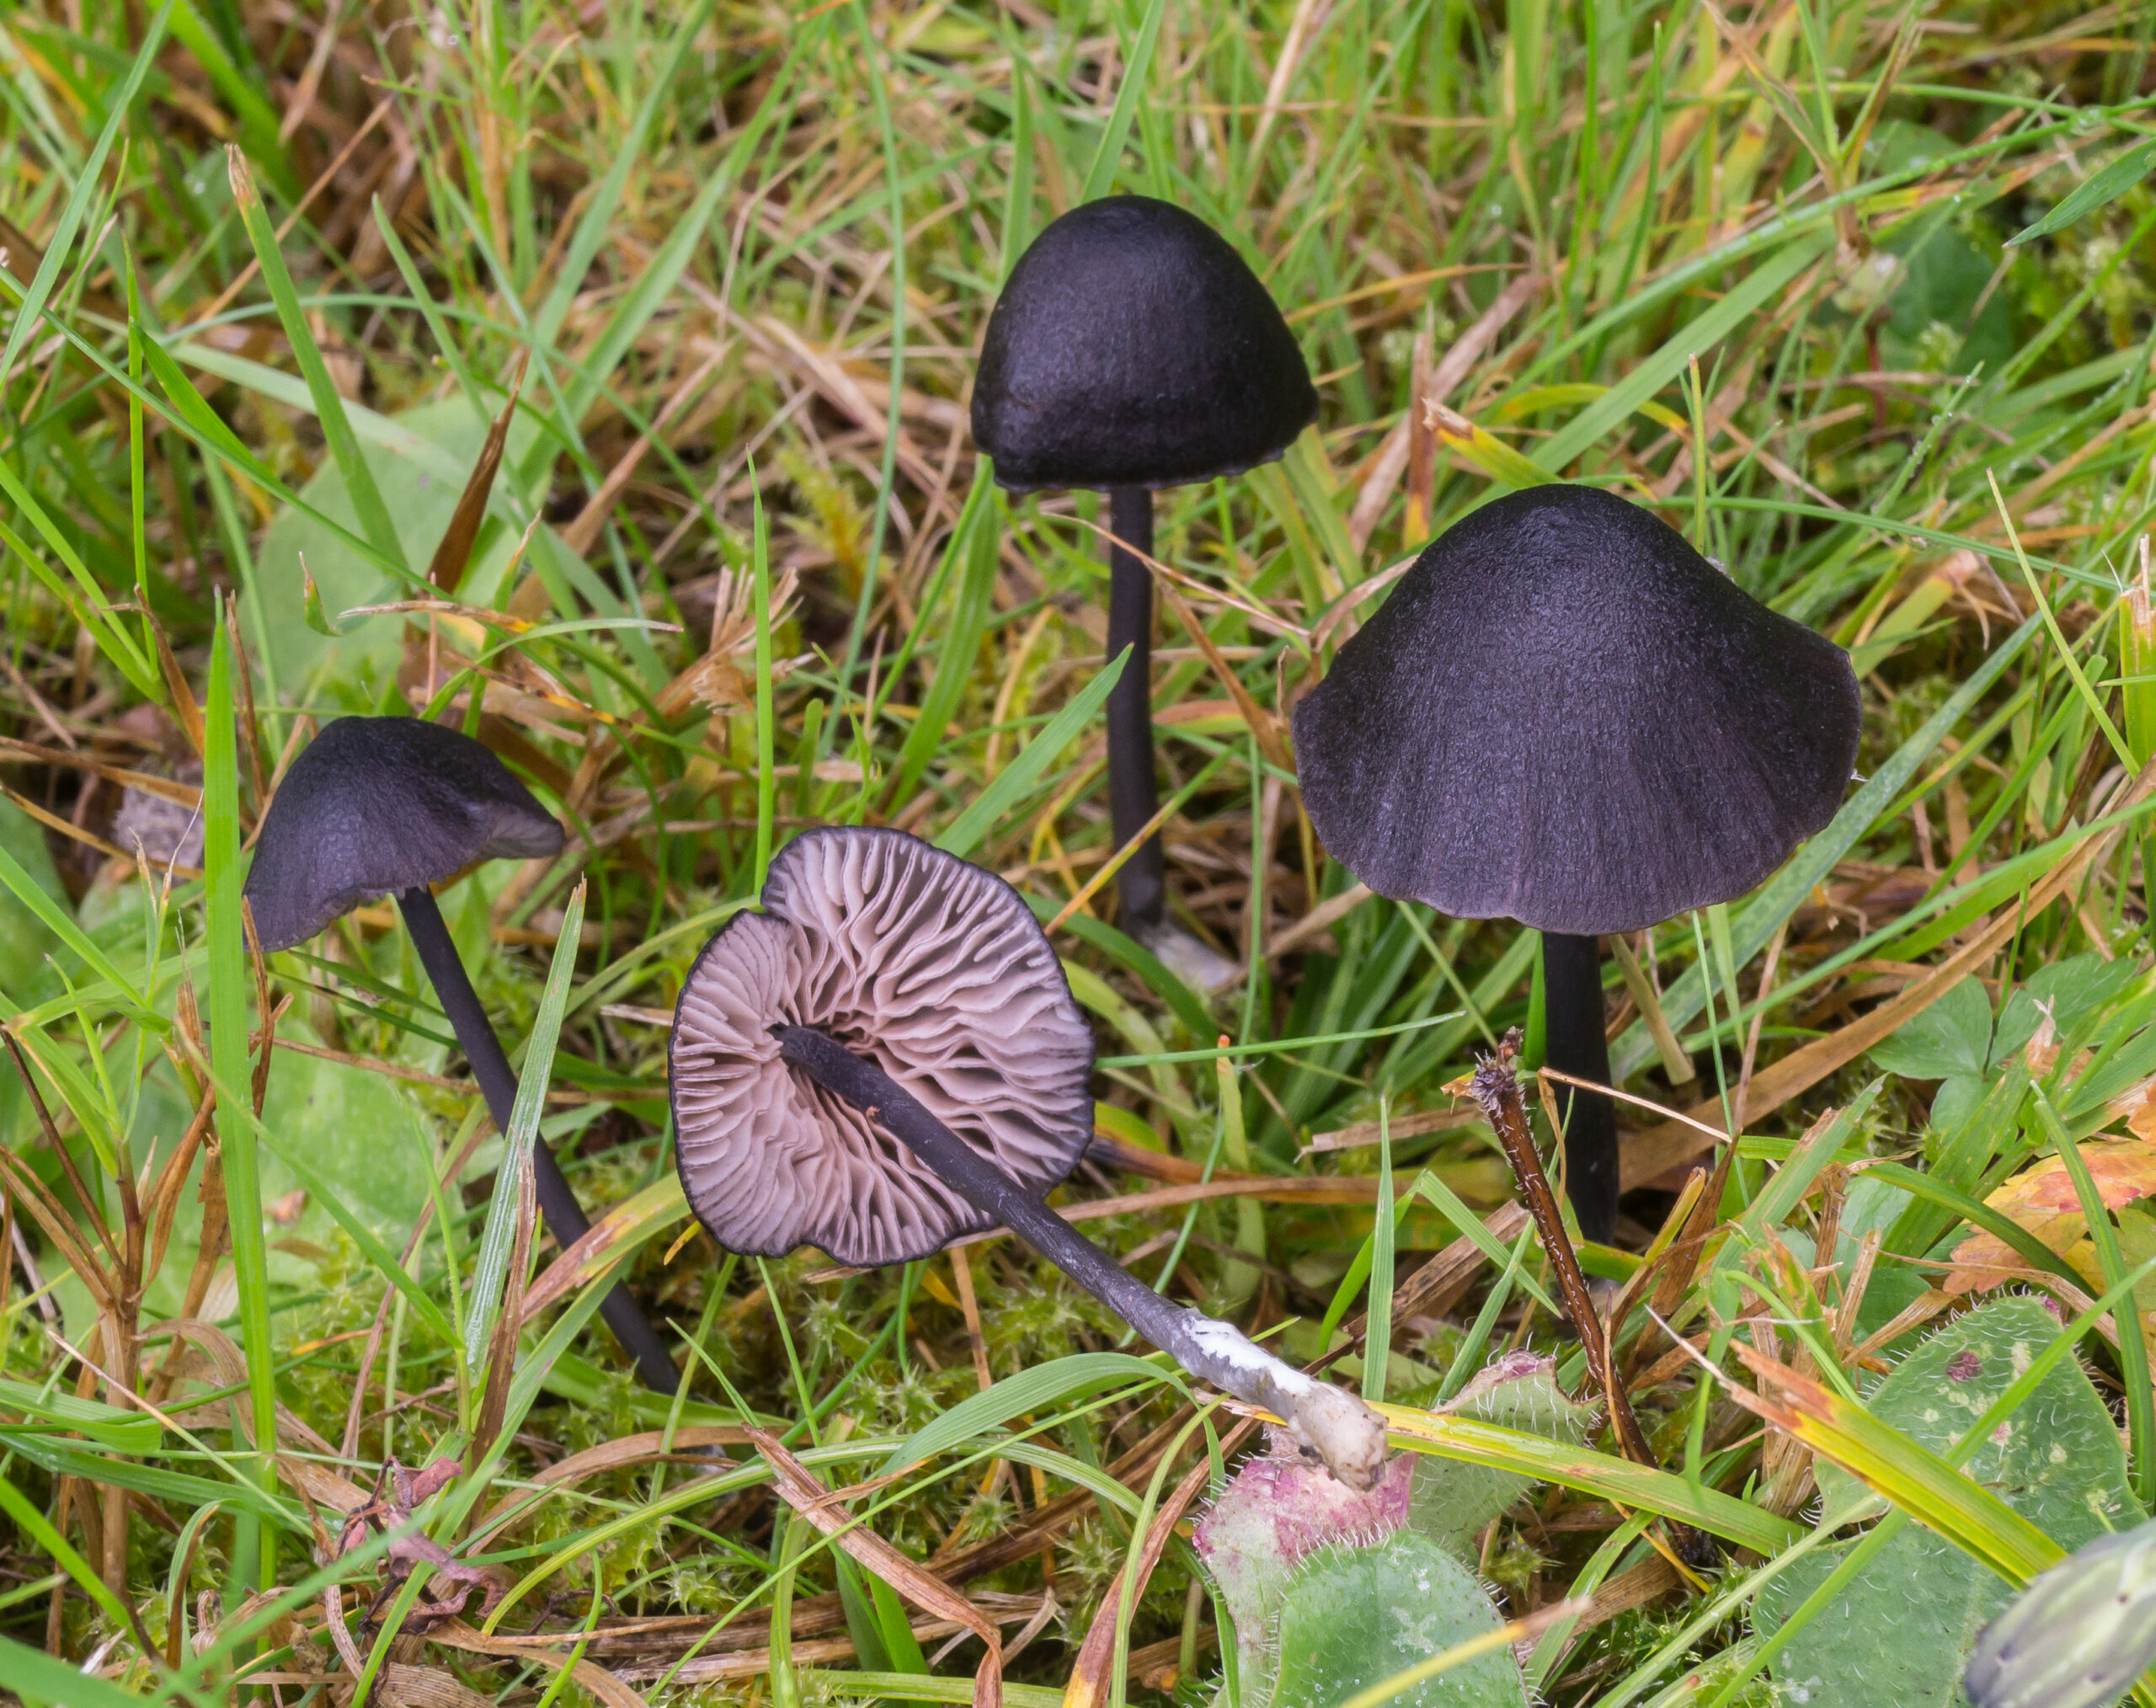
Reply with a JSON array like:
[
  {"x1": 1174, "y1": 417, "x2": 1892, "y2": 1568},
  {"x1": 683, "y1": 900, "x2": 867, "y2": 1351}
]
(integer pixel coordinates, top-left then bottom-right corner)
[
  {"x1": 1373, "y1": 1400, "x2": 1799, "y2": 1556},
  {"x1": 1727, "y1": 1340, "x2": 2061, "y2": 1584}
]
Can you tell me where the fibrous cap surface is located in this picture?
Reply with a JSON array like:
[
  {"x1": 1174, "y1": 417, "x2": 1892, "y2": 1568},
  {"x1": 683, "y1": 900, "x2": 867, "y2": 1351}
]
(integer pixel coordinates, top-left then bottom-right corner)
[
  {"x1": 670, "y1": 828, "x2": 1096, "y2": 1268},
  {"x1": 971, "y1": 195, "x2": 1317, "y2": 493},
  {"x1": 1292, "y1": 484, "x2": 1861, "y2": 934},
  {"x1": 243, "y1": 715, "x2": 564, "y2": 950}
]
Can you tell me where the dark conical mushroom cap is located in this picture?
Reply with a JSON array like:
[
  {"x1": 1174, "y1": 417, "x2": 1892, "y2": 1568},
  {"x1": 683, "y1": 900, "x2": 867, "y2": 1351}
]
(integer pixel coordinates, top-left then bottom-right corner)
[
  {"x1": 243, "y1": 716, "x2": 564, "y2": 950},
  {"x1": 971, "y1": 195, "x2": 1318, "y2": 493},
  {"x1": 1292, "y1": 486, "x2": 1861, "y2": 936},
  {"x1": 669, "y1": 828, "x2": 1096, "y2": 1268}
]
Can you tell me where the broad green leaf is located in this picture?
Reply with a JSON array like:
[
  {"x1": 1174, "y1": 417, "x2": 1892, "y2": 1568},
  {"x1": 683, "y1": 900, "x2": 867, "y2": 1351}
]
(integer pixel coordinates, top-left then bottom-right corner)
[
  {"x1": 0, "y1": 799, "x2": 64, "y2": 997},
  {"x1": 1868, "y1": 976, "x2": 1993, "y2": 1080},
  {"x1": 251, "y1": 396, "x2": 554, "y2": 691},
  {"x1": 1759, "y1": 1297, "x2": 2137, "y2": 1707},
  {"x1": 0, "y1": 843, "x2": 147, "y2": 1015}
]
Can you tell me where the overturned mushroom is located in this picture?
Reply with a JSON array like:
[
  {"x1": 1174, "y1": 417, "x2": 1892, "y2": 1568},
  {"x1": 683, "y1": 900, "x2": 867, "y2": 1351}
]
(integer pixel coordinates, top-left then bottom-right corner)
[
  {"x1": 670, "y1": 827, "x2": 1388, "y2": 1487},
  {"x1": 246, "y1": 715, "x2": 680, "y2": 1392}
]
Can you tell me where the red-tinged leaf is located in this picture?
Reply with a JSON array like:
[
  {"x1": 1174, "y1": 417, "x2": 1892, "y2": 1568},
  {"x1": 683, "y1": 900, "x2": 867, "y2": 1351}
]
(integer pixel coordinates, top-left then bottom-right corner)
[{"x1": 1947, "y1": 1139, "x2": 2156, "y2": 1294}]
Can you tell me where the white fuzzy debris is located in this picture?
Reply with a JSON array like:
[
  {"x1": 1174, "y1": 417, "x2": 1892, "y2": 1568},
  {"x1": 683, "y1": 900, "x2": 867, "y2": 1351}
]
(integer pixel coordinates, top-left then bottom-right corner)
[
  {"x1": 1290, "y1": 1385, "x2": 1391, "y2": 1492},
  {"x1": 1178, "y1": 1315, "x2": 1391, "y2": 1492},
  {"x1": 1187, "y1": 1315, "x2": 1307, "y2": 1390}
]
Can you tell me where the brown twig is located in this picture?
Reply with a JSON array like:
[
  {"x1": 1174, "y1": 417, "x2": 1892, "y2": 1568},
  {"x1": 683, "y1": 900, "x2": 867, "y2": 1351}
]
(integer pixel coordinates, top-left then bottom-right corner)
[{"x1": 1467, "y1": 1036, "x2": 1654, "y2": 1468}]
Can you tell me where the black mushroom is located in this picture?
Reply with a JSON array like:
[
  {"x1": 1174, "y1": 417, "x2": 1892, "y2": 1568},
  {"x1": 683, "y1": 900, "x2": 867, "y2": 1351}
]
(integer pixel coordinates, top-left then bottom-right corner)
[
  {"x1": 1292, "y1": 485, "x2": 1861, "y2": 1241},
  {"x1": 669, "y1": 826, "x2": 1389, "y2": 1487},
  {"x1": 244, "y1": 715, "x2": 680, "y2": 1391},
  {"x1": 971, "y1": 195, "x2": 1317, "y2": 986}
]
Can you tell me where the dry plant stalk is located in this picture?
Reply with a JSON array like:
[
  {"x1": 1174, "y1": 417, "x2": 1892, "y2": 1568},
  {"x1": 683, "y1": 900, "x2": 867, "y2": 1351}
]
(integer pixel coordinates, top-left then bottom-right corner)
[
  {"x1": 752, "y1": 1428, "x2": 1005, "y2": 1708},
  {"x1": 1467, "y1": 1038, "x2": 1655, "y2": 1468},
  {"x1": 1063, "y1": 1421, "x2": 1252, "y2": 1708}
]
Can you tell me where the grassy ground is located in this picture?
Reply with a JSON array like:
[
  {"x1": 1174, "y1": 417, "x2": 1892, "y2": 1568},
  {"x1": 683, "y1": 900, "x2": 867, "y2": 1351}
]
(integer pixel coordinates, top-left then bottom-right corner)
[{"x1": 3, "y1": 1, "x2": 2156, "y2": 1705}]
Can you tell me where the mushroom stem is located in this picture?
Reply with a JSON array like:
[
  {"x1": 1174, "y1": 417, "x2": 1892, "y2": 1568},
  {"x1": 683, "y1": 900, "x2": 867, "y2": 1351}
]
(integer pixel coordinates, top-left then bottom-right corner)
[
  {"x1": 1541, "y1": 932, "x2": 1620, "y2": 1244},
  {"x1": 400, "y1": 887, "x2": 681, "y2": 1394},
  {"x1": 772, "y1": 1023, "x2": 1390, "y2": 1490},
  {"x1": 1106, "y1": 485, "x2": 1165, "y2": 933}
]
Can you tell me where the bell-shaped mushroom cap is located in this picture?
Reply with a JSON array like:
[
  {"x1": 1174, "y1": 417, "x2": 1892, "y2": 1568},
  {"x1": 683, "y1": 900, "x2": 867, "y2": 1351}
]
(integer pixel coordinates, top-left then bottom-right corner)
[
  {"x1": 1293, "y1": 485, "x2": 1861, "y2": 936},
  {"x1": 244, "y1": 716, "x2": 564, "y2": 951},
  {"x1": 971, "y1": 195, "x2": 1318, "y2": 493},
  {"x1": 669, "y1": 828, "x2": 1096, "y2": 1268}
]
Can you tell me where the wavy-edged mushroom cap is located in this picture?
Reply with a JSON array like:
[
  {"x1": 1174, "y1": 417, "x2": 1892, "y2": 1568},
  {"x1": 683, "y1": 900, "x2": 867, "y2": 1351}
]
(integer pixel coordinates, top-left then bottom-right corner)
[
  {"x1": 1293, "y1": 485, "x2": 1861, "y2": 936},
  {"x1": 971, "y1": 196, "x2": 1317, "y2": 493},
  {"x1": 670, "y1": 828, "x2": 1096, "y2": 1268},
  {"x1": 244, "y1": 716, "x2": 564, "y2": 951}
]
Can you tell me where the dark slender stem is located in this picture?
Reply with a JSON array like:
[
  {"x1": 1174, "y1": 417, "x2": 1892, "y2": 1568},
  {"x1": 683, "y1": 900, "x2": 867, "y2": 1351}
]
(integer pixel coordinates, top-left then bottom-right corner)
[
  {"x1": 1106, "y1": 485, "x2": 1165, "y2": 934},
  {"x1": 1470, "y1": 1049, "x2": 1654, "y2": 1468},
  {"x1": 1543, "y1": 931, "x2": 1620, "y2": 1244},
  {"x1": 773, "y1": 1023, "x2": 1389, "y2": 1488},
  {"x1": 399, "y1": 887, "x2": 680, "y2": 1394}
]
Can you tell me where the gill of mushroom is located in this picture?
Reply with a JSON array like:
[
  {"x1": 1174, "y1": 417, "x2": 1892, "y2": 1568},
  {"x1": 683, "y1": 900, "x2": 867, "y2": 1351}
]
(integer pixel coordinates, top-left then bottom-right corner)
[
  {"x1": 243, "y1": 714, "x2": 680, "y2": 1392},
  {"x1": 1291, "y1": 485, "x2": 1860, "y2": 1243},
  {"x1": 668, "y1": 825, "x2": 1390, "y2": 1489},
  {"x1": 970, "y1": 195, "x2": 1317, "y2": 991}
]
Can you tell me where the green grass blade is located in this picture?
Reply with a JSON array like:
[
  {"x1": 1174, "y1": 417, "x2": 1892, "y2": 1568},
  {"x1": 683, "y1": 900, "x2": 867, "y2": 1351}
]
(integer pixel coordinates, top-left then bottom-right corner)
[
  {"x1": 1533, "y1": 236, "x2": 1828, "y2": 474},
  {"x1": 1739, "y1": 1353, "x2": 2062, "y2": 1584},
  {"x1": 1364, "y1": 1107, "x2": 1396, "y2": 1402},
  {"x1": 0, "y1": 872, "x2": 152, "y2": 1022},
  {"x1": 878, "y1": 1353, "x2": 1181, "y2": 1476},
  {"x1": 0, "y1": 1463, "x2": 143, "y2": 1641},
  {"x1": 246, "y1": 1118, "x2": 454, "y2": 1344},
  {"x1": 0, "y1": 1377, "x2": 162, "y2": 1454},
  {"x1": 1081, "y1": 0, "x2": 1168, "y2": 201},
  {"x1": 1612, "y1": 613, "x2": 2041, "y2": 1078},
  {"x1": 2010, "y1": 136, "x2": 2156, "y2": 245},
  {"x1": 752, "y1": 487, "x2": 776, "y2": 889},
  {"x1": 1378, "y1": 1401, "x2": 1799, "y2": 1555},
  {"x1": 936, "y1": 648, "x2": 1129, "y2": 859},
  {"x1": 2036, "y1": 1088, "x2": 2156, "y2": 1507},
  {"x1": 0, "y1": 463, "x2": 161, "y2": 698},
  {"x1": 225, "y1": 149, "x2": 408, "y2": 579},
  {"x1": 465, "y1": 882, "x2": 586, "y2": 1369},
  {"x1": 0, "y1": 1631, "x2": 161, "y2": 1708},
  {"x1": 166, "y1": 0, "x2": 295, "y2": 196},
  {"x1": 528, "y1": 0, "x2": 719, "y2": 355},
  {"x1": 889, "y1": 470, "x2": 1000, "y2": 806},
  {"x1": 201, "y1": 609, "x2": 275, "y2": 1586},
  {"x1": 0, "y1": 0, "x2": 173, "y2": 396}
]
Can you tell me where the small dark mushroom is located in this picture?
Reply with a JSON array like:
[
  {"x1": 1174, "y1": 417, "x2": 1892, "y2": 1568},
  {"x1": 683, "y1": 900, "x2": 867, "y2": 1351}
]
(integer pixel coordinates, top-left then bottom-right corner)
[
  {"x1": 670, "y1": 826, "x2": 1388, "y2": 1487},
  {"x1": 971, "y1": 195, "x2": 1316, "y2": 986},
  {"x1": 245, "y1": 715, "x2": 680, "y2": 1392},
  {"x1": 1291, "y1": 485, "x2": 1860, "y2": 1241}
]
